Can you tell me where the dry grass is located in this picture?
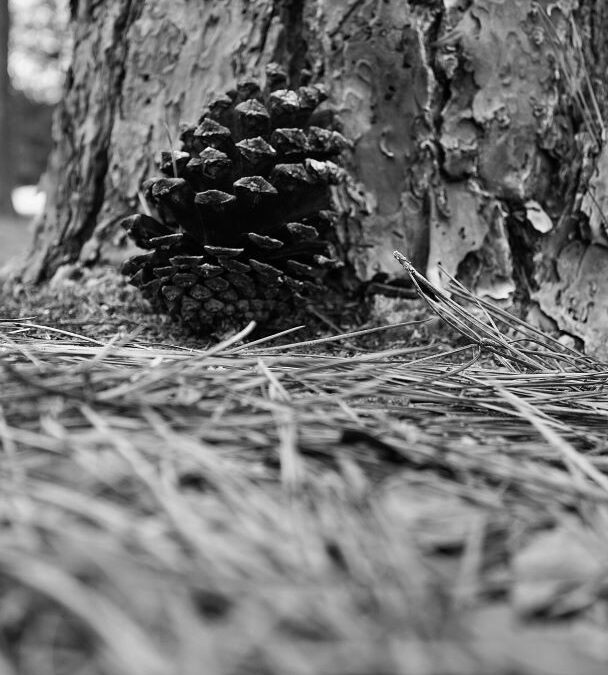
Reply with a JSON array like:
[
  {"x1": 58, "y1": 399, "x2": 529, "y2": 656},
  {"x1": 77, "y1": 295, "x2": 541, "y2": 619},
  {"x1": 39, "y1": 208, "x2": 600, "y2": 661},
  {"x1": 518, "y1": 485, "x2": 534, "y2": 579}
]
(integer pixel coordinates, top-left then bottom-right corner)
[{"x1": 1, "y1": 256, "x2": 608, "y2": 675}]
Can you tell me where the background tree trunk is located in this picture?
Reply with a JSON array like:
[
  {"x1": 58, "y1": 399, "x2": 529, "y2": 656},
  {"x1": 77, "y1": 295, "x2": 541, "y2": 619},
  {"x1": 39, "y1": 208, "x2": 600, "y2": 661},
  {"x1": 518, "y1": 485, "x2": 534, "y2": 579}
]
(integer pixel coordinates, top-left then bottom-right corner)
[
  {"x1": 18, "y1": 0, "x2": 608, "y2": 357},
  {"x1": 0, "y1": 0, "x2": 14, "y2": 214}
]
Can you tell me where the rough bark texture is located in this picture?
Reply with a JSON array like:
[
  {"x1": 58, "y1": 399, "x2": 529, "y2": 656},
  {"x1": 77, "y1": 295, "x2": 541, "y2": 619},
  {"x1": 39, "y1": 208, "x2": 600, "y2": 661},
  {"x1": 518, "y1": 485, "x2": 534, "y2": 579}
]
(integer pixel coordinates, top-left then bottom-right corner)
[
  {"x1": 0, "y1": 0, "x2": 13, "y2": 214},
  {"x1": 534, "y1": 2, "x2": 608, "y2": 358},
  {"x1": 20, "y1": 0, "x2": 608, "y2": 357}
]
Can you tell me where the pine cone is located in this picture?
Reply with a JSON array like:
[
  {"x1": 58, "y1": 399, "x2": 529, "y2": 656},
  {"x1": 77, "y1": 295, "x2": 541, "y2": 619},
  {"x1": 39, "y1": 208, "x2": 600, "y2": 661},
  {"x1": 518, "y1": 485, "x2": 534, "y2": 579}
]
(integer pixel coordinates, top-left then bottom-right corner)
[{"x1": 120, "y1": 64, "x2": 350, "y2": 336}]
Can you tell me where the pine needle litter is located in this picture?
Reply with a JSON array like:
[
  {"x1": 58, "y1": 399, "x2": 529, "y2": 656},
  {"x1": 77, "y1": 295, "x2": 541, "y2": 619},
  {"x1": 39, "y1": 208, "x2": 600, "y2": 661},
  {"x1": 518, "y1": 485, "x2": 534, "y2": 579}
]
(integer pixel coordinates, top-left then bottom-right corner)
[{"x1": 1, "y1": 257, "x2": 608, "y2": 675}]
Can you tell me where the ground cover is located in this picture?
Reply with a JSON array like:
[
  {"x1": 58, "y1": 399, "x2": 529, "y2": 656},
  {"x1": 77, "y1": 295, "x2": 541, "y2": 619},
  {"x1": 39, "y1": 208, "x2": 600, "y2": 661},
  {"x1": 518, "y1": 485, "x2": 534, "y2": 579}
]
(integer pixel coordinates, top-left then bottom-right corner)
[{"x1": 1, "y1": 261, "x2": 608, "y2": 675}]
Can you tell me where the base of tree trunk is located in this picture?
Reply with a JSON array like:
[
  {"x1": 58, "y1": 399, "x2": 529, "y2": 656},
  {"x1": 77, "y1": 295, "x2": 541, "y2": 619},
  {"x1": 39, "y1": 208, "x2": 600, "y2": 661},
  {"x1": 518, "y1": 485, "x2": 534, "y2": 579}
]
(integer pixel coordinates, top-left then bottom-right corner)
[{"x1": 16, "y1": 0, "x2": 608, "y2": 358}]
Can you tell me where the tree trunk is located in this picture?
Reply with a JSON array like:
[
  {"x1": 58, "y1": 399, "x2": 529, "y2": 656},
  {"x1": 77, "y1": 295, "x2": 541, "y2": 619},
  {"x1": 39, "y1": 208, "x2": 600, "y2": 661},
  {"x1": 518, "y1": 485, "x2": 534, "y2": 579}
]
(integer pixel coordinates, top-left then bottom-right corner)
[
  {"x1": 18, "y1": 0, "x2": 608, "y2": 357},
  {"x1": 0, "y1": 0, "x2": 14, "y2": 214}
]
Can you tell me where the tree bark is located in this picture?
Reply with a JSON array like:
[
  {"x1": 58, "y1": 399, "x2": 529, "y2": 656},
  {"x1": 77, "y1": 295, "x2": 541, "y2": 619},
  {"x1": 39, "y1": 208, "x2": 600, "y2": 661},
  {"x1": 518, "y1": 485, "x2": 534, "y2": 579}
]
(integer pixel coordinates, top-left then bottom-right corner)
[
  {"x1": 18, "y1": 0, "x2": 608, "y2": 357},
  {"x1": 0, "y1": 0, "x2": 14, "y2": 214}
]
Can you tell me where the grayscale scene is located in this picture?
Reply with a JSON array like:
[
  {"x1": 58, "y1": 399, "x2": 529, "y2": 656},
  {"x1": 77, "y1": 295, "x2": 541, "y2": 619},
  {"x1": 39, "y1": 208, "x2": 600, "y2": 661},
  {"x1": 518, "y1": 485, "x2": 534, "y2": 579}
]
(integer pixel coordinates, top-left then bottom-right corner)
[{"x1": 1, "y1": 2, "x2": 608, "y2": 674}]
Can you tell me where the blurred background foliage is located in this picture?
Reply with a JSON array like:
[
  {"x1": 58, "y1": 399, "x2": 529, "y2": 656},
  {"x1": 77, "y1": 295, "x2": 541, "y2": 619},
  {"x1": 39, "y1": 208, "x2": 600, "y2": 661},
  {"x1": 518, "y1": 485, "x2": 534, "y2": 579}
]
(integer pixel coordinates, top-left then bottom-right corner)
[
  {"x1": 10, "y1": 0, "x2": 69, "y2": 103},
  {"x1": 5, "y1": 0, "x2": 69, "y2": 195},
  {"x1": 0, "y1": 0, "x2": 69, "y2": 263}
]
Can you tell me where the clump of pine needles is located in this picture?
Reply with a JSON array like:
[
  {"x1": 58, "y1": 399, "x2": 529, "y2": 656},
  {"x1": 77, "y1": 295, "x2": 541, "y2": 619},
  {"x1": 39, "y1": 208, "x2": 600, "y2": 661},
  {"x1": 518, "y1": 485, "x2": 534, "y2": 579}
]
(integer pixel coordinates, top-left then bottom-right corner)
[{"x1": 1, "y1": 256, "x2": 608, "y2": 675}]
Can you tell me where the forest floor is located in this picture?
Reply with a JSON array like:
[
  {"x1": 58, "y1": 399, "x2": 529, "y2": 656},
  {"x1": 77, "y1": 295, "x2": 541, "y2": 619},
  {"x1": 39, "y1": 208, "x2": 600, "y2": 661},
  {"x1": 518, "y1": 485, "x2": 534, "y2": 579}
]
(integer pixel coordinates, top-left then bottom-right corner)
[{"x1": 1, "y1": 265, "x2": 608, "y2": 675}]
